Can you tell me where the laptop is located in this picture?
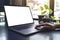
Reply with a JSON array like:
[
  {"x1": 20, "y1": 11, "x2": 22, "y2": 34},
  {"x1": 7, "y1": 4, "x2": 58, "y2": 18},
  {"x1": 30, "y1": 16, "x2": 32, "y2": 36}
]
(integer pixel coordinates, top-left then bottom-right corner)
[{"x1": 4, "y1": 5, "x2": 40, "y2": 36}]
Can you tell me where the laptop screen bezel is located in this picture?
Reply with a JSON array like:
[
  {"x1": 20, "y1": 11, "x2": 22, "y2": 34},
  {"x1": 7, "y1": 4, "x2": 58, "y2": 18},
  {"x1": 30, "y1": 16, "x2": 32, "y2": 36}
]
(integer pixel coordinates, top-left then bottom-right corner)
[{"x1": 4, "y1": 5, "x2": 34, "y2": 27}]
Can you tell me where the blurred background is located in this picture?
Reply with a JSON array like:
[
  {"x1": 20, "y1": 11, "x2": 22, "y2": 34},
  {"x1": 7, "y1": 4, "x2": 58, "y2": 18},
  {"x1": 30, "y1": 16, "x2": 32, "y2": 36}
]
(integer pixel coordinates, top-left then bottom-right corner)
[
  {"x1": 0, "y1": 0, "x2": 10, "y2": 40},
  {"x1": 0, "y1": 0, "x2": 60, "y2": 40}
]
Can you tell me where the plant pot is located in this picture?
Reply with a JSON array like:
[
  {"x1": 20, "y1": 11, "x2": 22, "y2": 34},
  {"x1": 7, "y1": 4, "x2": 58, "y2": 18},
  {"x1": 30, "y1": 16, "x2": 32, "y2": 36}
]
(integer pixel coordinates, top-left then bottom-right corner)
[
  {"x1": 38, "y1": 15, "x2": 52, "y2": 24},
  {"x1": 42, "y1": 18, "x2": 52, "y2": 23},
  {"x1": 38, "y1": 15, "x2": 44, "y2": 24}
]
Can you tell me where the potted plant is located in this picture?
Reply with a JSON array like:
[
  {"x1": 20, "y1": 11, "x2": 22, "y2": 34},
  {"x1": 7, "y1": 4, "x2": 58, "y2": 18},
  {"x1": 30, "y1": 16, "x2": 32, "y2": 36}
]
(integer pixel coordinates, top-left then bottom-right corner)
[
  {"x1": 51, "y1": 16, "x2": 60, "y2": 24},
  {"x1": 38, "y1": 4, "x2": 53, "y2": 23}
]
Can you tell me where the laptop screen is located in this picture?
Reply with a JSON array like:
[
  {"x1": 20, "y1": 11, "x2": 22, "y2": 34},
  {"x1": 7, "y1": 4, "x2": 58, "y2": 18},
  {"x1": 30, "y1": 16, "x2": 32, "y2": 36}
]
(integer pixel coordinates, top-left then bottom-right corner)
[{"x1": 4, "y1": 6, "x2": 33, "y2": 27}]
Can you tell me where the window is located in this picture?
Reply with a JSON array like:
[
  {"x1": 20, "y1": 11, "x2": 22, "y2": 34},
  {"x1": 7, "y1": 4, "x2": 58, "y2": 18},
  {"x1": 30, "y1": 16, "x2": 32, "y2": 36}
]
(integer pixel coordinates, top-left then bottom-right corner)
[
  {"x1": 26, "y1": 0, "x2": 50, "y2": 19},
  {"x1": 54, "y1": 0, "x2": 60, "y2": 20}
]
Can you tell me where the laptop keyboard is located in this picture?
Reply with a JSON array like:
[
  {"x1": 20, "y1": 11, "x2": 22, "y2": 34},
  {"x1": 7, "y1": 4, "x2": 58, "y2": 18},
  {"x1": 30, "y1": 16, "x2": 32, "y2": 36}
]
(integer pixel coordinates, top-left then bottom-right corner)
[{"x1": 9, "y1": 20, "x2": 39, "y2": 30}]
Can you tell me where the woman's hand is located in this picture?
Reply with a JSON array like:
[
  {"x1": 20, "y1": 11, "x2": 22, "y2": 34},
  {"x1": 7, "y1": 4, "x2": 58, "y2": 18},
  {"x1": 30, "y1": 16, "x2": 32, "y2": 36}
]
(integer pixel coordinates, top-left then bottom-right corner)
[{"x1": 35, "y1": 23, "x2": 56, "y2": 30}]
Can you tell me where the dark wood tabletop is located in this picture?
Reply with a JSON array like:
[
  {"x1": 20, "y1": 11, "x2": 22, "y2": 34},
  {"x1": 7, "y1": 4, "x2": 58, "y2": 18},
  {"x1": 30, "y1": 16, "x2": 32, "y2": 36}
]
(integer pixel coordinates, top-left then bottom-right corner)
[{"x1": 0, "y1": 21, "x2": 60, "y2": 40}]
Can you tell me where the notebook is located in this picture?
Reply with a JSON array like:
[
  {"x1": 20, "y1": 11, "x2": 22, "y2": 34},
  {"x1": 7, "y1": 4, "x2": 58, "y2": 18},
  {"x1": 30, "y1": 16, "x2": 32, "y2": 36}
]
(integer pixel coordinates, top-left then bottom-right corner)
[{"x1": 4, "y1": 5, "x2": 40, "y2": 36}]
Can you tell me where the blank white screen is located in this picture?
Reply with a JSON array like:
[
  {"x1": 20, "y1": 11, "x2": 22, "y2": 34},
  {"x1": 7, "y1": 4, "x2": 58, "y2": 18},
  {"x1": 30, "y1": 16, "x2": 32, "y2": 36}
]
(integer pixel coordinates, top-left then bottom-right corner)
[{"x1": 4, "y1": 6, "x2": 33, "y2": 26}]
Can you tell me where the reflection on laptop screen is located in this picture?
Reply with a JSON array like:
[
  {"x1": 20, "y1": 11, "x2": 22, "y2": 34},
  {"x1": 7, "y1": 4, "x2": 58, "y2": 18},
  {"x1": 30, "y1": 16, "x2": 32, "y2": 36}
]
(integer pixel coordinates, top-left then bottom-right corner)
[{"x1": 4, "y1": 6, "x2": 33, "y2": 27}]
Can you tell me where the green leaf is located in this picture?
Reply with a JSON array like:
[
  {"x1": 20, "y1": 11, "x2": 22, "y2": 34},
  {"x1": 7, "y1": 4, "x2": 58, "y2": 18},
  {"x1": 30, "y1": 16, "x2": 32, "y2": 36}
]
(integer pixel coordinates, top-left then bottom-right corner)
[
  {"x1": 56, "y1": 20, "x2": 60, "y2": 24},
  {"x1": 44, "y1": 4, "x2": 49, "y2": 9},
  {"x1": 49, "y1": 9, "x2": 53, "y2": 14},
  {"x1": 58, "y1": 17, "x2": 60, "y2": 20},
  {"x1": 51, "y1": 16, "x2": 55, "y2": 20},
  {"x1": 39, "y1": 6, "x2": 44, "y2": 11},
  {"x1": 41, "y1": 11, "x2": 46, "y2": 15}
]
